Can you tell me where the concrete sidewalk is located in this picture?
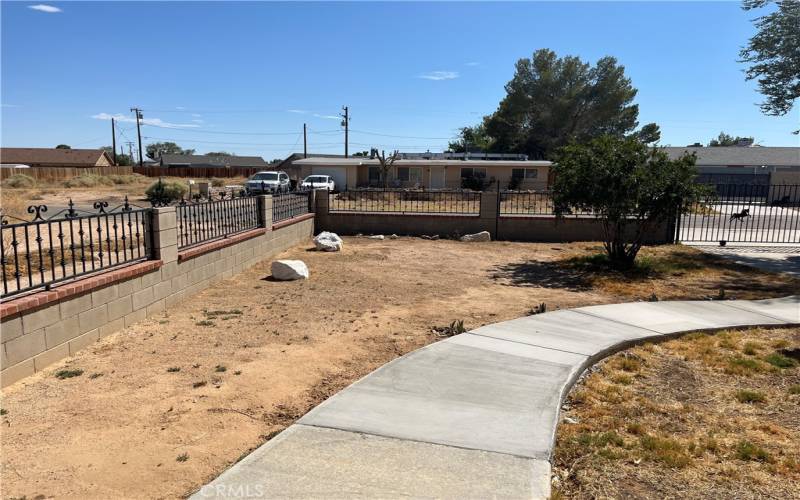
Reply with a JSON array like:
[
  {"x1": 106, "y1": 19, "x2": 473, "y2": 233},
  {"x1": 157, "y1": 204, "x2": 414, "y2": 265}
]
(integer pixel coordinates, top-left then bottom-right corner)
[{"x1": 192, "y1": 296, "x2": 799, "y2": 499}]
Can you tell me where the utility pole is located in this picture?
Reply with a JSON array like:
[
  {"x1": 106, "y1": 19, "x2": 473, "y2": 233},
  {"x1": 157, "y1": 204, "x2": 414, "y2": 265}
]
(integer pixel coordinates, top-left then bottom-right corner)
[
  {"x1": 340, "y1": 106, "x2": 349, "y2": 158},
  {"x1": 303, "y1": 123, "x2": 308, "y2": 158},
  {"x1": 111, "y1": 118, "x2": 118, "y2": 165},
  {"x1": 130, "y1": 107, "x2": 144, "y2": 166},
  {"x1": 125, "y1": 141, "x2": 135, "y2": 165}
]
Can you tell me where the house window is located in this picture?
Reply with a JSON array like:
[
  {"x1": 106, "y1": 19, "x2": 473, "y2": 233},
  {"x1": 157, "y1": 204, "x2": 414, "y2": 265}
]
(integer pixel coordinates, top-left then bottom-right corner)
[
  {"x1": 397, "y1": 167, "x2": 422, "y2": 183},
  {"x1": 460, "y1": 167, "x2": 487, "y2": 179},
  {"x1": 512, "y1": 168, "x2": 538, "y2": 179},
  {"x1": 368, "y1": 166, "x2": 381, "y2": 181}
]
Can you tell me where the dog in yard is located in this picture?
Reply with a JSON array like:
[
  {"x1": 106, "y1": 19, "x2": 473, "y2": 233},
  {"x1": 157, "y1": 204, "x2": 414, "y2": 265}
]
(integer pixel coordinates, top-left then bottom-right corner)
[{"x1": 729, "y1": 208, "x2": 750, "y2": 221}]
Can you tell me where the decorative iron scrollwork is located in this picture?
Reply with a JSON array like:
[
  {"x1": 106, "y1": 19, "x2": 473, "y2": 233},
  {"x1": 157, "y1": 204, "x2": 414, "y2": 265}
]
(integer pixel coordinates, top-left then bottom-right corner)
[
  {"x1": 27, "y1": 204, "x2": 48, "y2": 221},
  {"x1": 122, "y1": 195, "x2": 133, "y2": 212},
  {"x1": 93, "y1": 201, "x2": 109, "y2": 214}
]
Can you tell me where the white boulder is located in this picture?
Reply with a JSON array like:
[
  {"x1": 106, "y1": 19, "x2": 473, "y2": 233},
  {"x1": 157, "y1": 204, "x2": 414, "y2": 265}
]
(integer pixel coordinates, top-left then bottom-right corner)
[
  {"x1": 460, "y1": 231, "x2": 491, "y2": 242},
  {"x1": 368, "y1": 235, "x2": 385, "y2": 240},
  {"x1": 271, "y1": 260, "x2": 309, "y2": 281},
  {"x1": 389, "y1": 234, "x2": 398, "y2": 239},
  {"x1": 314, "y1": 231, "x2": 343, "y2": 252}
]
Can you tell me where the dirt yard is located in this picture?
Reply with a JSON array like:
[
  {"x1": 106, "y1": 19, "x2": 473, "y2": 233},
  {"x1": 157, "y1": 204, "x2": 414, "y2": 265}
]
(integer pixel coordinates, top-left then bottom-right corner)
[
  {"x1": 553, "y1": 327, "x2": 800, "y2": 500},
  {"x1": 1, "y1": 175, "x2": 247, "y2": 217},
  {"x1": 1, "y1": 239, "x2": 798, "y2": 499}
]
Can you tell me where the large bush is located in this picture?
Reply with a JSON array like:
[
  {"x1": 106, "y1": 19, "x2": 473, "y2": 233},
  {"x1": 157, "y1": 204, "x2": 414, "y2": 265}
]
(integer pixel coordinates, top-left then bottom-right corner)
[
  {"x1": 3, "y1": 173, "x2": 36, "y2": 189},
  {"x1": 145, "y1": 179, "x2": 187, "y2": 204},
  {"x1": 553, "y1": 136, "x2": 704, "y2": 267}
]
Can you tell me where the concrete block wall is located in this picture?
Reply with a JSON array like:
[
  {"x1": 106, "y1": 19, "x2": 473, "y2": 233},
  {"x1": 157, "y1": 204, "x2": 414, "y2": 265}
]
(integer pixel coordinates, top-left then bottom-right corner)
[
  {"x1": 0, "y1": 197, "x2": 314, "y2": 387},
  {"x1": 316, "y1": 190, "x2": 673, "y2": 243}
]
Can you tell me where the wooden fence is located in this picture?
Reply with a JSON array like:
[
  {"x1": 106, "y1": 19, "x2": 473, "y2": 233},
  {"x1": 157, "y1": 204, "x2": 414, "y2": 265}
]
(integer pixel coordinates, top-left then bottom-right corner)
[
  {"x1": 0, "y1": 166, "x2": 135, "y2": 181},
  {"x1": 133, "y1": 166, "x2": 263, "y2": 178}
]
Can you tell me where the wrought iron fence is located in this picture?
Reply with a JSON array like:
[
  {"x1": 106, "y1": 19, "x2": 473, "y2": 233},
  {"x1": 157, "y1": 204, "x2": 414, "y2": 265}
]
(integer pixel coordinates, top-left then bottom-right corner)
[
  {"x1": 329, "y1": 189, "x2": 481, "y2": 214},
  {"x1": 273, "y1": 191, "x2": 312, "y2": 223},
  {"x1": 499, "y1": 190, "x2": 594, "y2": 216},
  {"x1": 176, "y1": 193, "x2": 260, "y2": 249},
  {"x1": 679, "y1": 184, "x2": 800, "y2": 244},
  {"x1": 1, "y1": 199, "x2": 151, "y2": 299}
]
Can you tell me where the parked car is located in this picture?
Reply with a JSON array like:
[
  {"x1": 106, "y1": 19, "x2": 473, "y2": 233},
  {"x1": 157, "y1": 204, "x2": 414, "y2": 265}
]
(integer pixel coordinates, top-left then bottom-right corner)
[
  {"x1": 300, "y1": 175, "x2": 335, "y2": 191},
  {"x1": 246, "y1": 171, "x2": 290, "y2": 194}
]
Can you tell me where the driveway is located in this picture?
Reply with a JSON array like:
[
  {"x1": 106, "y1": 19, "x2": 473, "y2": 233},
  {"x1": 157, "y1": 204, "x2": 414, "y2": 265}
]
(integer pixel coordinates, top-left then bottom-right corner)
[{"x1": 686, "y1": 243, "x2": 800, "y2": 278}]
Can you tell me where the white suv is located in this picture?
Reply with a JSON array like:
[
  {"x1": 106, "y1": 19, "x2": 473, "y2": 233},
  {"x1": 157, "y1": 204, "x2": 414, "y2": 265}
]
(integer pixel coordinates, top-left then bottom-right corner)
[
  {"x1": 300, "y1": 175, "x2": 335, "y2": 191},
  {"x1": 247, "y1": 171, "x2": 290, "y2": 194}
]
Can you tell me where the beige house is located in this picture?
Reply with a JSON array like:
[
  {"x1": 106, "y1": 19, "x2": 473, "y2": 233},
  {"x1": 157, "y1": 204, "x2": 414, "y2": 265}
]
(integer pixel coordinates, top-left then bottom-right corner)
[{"x1": 291, "y1": 157, "x2": 552, "y2": 190}]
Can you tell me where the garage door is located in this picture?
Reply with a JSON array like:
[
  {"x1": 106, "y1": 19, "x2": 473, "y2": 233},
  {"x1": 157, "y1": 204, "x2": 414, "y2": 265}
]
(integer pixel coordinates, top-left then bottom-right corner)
[{"x1": 312, "y1": 167, "x2": 348, "y2": 191}]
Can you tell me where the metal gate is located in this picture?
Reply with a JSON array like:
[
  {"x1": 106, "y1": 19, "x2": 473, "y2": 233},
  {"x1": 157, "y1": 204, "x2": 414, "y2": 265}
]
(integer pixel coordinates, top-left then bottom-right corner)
[{"x1": 678, "y1": 184, "x2": 800, "y2": 244}]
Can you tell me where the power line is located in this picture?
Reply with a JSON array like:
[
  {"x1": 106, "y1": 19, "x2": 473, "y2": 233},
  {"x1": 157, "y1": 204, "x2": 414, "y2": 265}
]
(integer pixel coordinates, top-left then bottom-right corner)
[
  {"x1": 141, "y1": 135, "x2": 342, "y2": 147},
  {"x1": 142, "y1": 123, "x2": 318, "y2": 136},
  {"x1": 349, "y1": 129, "x2": 454, "y2": 140}
]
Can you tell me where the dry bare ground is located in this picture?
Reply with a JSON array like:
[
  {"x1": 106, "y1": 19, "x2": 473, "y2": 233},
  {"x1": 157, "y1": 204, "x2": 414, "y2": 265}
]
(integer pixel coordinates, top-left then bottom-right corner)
[
  {"x1": 553, "y1": 327, "x2": 800, "y2": 500},
  {"x1": 1, "y1": 238, "x2": 798, "y2": 499}
]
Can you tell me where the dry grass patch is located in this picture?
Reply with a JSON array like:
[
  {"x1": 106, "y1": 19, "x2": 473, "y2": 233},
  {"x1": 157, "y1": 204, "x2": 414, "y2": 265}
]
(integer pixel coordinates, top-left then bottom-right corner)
[{"x1": 554, "y1": 326, "x2": 800, "y2": 499}]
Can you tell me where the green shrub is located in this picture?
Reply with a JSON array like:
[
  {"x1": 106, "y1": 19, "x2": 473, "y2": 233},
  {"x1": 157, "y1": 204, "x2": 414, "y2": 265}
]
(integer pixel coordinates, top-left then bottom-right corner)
[
  {"x1": 735, "y1": 440, "x2": 771, "y2": 462},
  {"x1": 55, "y1": 368, "x2": 84, "y2": 379},
  {"x1": 764, "y1": 352, "x2": 797, "y2": 369},
  {"x1": 788, "y1": 385, "x2": 800, "y2": 395},
  {"x1": 210, "y1": 178, "x2": 226, "y2": 187},
  {"x1": 3, "y1": 173, "x2": 36, "y2": 188},
  {"x1": 145, "y1": 180, "x2": 187, "y2": 204},
  {"x1": 735, "y1": 389, "x2": 766, "y2": 403}
]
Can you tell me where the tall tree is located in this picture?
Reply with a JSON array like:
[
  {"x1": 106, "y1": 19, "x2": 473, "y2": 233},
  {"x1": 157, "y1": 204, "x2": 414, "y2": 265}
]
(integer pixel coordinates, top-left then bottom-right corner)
[
  {"x1": 448, "y1": 125, "x2": 495, "y2": 153},
  {"x1": 634, "y1": 123, "x2": 662, "y2": 144},
  {"x1": 145, "y1": 142, "x2": 195, "y2": 159},
  {"x1": 55, "y1": 144, "x2": 71, "y2": 149},
  {"x1": 480, "y1": 49, "x2": 640, "y2": 159},
  {"x1": 739, "y1": 0, "x2": 800, "y2": 118},
  {"x1": 708, "y1": 132, "x2": 755, "y2": 146},
  {"x1": 205, "y1": 151, "x2": 234, "y2": 157},
  {"x1": 553, "y1": 136, "x2": 702, "y2": 267}
]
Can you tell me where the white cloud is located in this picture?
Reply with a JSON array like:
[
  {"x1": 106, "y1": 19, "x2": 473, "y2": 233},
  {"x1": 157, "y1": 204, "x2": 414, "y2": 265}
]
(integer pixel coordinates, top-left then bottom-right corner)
[
  {"x1": 1, "y1": 103, "x2": 20, "y2": 108},
  {"x1": 465, "y1": 62, "x2": 480, "y2": 67},
  {"x1": 313, "y1": 113, "x2": 341, "y2": 120},
  {"x1": 191, "y1": 113, "x2": 202, "y2": 118},
  {"x1": 191, "y1": 118, "x2": 204, "y2": 124},
  {"x1": 91, "y1": 112, "x2": 200, "y2": 129},
  {"x1": 287, "y1": 109, "x2": 307, "y2": 114},
  {"x1": 28, "y1": 4, "x2": 61, "y2": 13},
  {"x1": 418, "y1": 71, "x2": 459, "y2": 81}
]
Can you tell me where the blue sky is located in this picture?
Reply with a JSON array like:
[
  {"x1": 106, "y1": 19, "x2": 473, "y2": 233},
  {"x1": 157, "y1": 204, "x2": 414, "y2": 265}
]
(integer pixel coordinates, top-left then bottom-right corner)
[{"x1": 2, "y1": 1, "x2": 798, "y2": 160}]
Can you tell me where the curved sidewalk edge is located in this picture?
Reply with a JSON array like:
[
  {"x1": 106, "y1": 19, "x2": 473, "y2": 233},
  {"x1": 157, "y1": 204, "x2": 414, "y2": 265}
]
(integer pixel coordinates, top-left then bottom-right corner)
[{"x1": 192, "y1": 296, "x2": 799, "y2": 499}]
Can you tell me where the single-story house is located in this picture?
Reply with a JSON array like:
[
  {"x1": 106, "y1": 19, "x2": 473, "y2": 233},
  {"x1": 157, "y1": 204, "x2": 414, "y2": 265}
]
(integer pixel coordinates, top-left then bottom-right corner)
[
  {"x1": 0, "y1": 147, "x2": 115, "y2": 168},
  {"x1": 291, "y1": 156, "x2": 552, "y2": 190},
  {"x1": 662, "y1": 146, "x2": 800, "y2": 185},
  {"x1": 160, "y1": 154, "x2": 268, "y2": 169},
  {"x1": 275, "y1": 153, "x2": 351, "y2": 183}
]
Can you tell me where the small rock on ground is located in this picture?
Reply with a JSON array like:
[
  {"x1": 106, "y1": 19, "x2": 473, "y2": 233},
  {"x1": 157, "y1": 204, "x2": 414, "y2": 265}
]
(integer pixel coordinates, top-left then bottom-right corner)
[
  {"x1": 460, "y1": 231, "x2": 491, "y2": 242},
  {"x1": 314, "y1": 232, "x2": 343, "y2": 252},
  {"x1": 271, "y1": 260, "x2": 309, "y2": 280}
]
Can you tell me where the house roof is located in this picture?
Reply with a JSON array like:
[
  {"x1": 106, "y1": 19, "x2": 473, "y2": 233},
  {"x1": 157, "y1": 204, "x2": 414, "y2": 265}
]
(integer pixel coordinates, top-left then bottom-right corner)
[
  {"x1": 292, "y1": 158, "x2": 552, "y2": 167},
  {"x1": 160, "y1": 154, "x2": 267, "y2": 168},
  {"x1": 0, "y1": 147, "x2": 114, "y2": 166},
  {"x1": 662, "y1": 146, "x2": 800, "y2": 167}
]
